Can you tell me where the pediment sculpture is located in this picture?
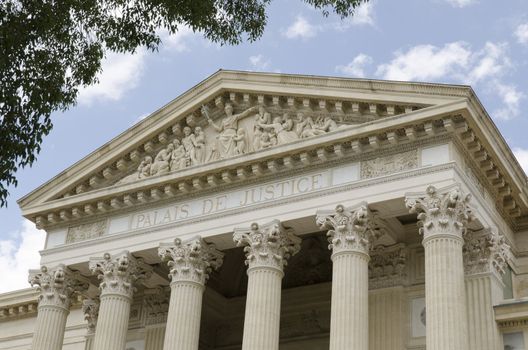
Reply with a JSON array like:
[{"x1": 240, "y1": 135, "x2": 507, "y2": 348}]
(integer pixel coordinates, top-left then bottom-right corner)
[{"x1": 117, "y1": 102, "x2": 349, "y2": 185}]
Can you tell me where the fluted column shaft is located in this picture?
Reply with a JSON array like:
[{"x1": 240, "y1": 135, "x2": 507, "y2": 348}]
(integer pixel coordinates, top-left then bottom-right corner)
[
  {"x1": 29, "y1": 265, "x2": 88, "y2": 350},
  {"x1": 316, "y1": 203, "x2": 376, "y2": 350},
  {"x1": 234, "y1": 220, "x2": 301, "y2": 350},
  {"x1": 93, "y1": 293, "x2": 131, "y2": 350},
  {"x1": 163, "y1": 282, "x2": 204, "y2": 349},
  {"x1": 242, "y1": 267, "x2": 283, "y2": 350},
  {"x1": 330, "y1": 251, "x2": 369, "y2": 350},
  {"x1": 159, "y1": 237, "x2": 223, "y2": 350},
  {"x1": 89, "y1": 251, "x2": 150, "y2": 350},
  {"x1": 31, "y1": 304, "x2": 69, "y2": 350},
  {"x1": 423, "y1": 234, "x2": 468, "y2": 350},
  {"x1": 145, "y1": 325, "x2": 166, "y2": 350},
  {"x1": 406, "y1": 185, "x2": 473, "y2": 350}
]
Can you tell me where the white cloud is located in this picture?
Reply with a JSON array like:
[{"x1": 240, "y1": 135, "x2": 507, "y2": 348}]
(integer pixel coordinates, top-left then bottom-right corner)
[
  {"x1": 513, "y1": 147, "x2": 528, "y2": 174},
  {"x1": 376, "y1": 42, "x2": 472, "y2": 81},
  {"x1": 351, "y1": 2, "x2": 375, "y2": 26},
  {"x1": 0, "y1": 220, "x2": 45, "y2": 293},
  {"x1": 284, "y1": 16, "x2": 320, "y2": 39},
  {"x1": 78, "y1": 50, "x2": 147, "y2": 105},
  {"x1": 493, "y1": 83, "x2": 525, "y2": 120},
  {"x1": 467, "y1": 42, "x2": 510, "y2": 84},
  {"x1": 159, "y1": 26, "x2": 195, "y2": 52},
  {"x1": 515, "y1": 23, "x2": 528, "y2": 45},
  {"x1": 249, "y1": 54, "x2": 271, "y2": 71},
  {"x1": 444, "y1": 0, "x2": 476, "y2": 8},
  {"x1": 336, "y1": 53, "x2": 373, "y2": 78}
]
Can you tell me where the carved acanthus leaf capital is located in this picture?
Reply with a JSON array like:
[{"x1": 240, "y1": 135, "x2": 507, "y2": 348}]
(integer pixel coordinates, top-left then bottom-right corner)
[
  {"x1": 28, "y1": 264, "x2": 89, "y2": 310},
  {"x1": 464, "y1": 229, "x2": 511, "y2": 278},
  {"x1": 89, "y1": 251, "x2": 151, "y2": 299},
  {"x1": 233, "y1": 220, "x2": 301, "y2": 272},
  {"x1": 316, "y1": 202, "x2": 379, "y2": 256},
  {"x1": 82, "y1": 298, "x2": 99, "y2": 334},
  {"x1": 158, "y1": 237, "x2": 224, "y2": 285},
  {"x1": 405, "y1": 185, "x2": 473, "y2": 241}
]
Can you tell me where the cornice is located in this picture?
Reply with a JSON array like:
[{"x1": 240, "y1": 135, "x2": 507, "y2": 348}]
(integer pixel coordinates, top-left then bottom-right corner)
[{"x1": 23, "y1": 101, "x2": 467, "y2": 228}]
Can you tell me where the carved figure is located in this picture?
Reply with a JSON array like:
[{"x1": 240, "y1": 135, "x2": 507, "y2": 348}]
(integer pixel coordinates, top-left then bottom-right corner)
[
  {"x1": 139, "y1": 156, "x2": 153, "y2": 179},
  {"x1": 204, "y1": 103, "x2": 257, "y2": 159},
  {"x1": 194, "y1": 126, "x2": 206, "y2": 164},
  {"x1": 182, "y1": 126, "x2": 198, "y2": 165},
  {"x1": 296, "y1": 112, "x2": 325, "y2": 138},
  {"x1": 170, "y1": 139, "x2": 188, "y2": 170},
  {"x1": 234, "y1": 128, "x2": 248, "y2": 155},
  {"x1": 316, "y1": 115, "x2": 339, "y2": 133},
  {"x1": 260, "y1": 133, "x2": 272, "y2": 149},
  {"x1": 151, "y1": 144, "x2": 174, "y2": 176},
  {"x1": 258, "y1": 116, "x2": 299, "y2": 145}
]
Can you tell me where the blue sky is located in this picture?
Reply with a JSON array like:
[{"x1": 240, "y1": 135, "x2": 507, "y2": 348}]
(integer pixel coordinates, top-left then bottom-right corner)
[{"x1": 2, "y1": 0, "x2": 528, "y2": 292}]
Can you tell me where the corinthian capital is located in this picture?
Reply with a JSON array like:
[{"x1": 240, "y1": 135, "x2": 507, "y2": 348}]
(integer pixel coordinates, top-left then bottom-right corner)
[
  {"x1": 233, "y1": 220, "x2": 301, "y2": 272},
  {"x1": 405, "y1": 185, "x2": 473, "y2": 240},
  {"x1": 89, "y1": 251, "x2": 151, "y2": 299},
  {"x1": 464, "y1": 228, "x2": 511, "y2": 278},
  {"x1": 316, "y1": 202, "x2": 378, "y2": 256},
  {"x1": 82, "y1": 298, "x2": 99, "y2": 334},
  {"x1": 158, "y1": 237, "x2": 224, "y2": 285},
  {"x1": 28, "y1": 264, "x2": 88, "y2": 310}
]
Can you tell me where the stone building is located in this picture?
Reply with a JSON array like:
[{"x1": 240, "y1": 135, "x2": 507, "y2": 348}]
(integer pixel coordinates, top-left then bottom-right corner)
[{"x1": 0, "y1": 71, "x2": 526, "y2": 350}]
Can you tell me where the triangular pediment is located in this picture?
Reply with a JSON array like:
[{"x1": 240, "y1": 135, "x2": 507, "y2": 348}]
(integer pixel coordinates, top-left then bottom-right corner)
[{"x1": 22, "y1": 70, "x2": 506, "y2": 227}]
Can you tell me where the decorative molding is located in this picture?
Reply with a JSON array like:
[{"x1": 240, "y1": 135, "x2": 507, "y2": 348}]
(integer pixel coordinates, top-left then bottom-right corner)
[
  {"x1": 316, "y1": 203, "x2": 382, "y2": 255},
  {"x1": 28, "y1": 264, "x2": 89, "y2": 310},
  {"x1": 158, "y1": 237, "x2": 224, "y2": 285},
  {"x1": 463, "y1": 228, "x2": 511, "y2": 278},
  {"x1": 142, "y1": 287, "x2": 170, "y2": 326},
  {"x1": 369, "y1": 243, "x2": 408, "y2": 289},
  {"x1": 360, "y1": 149, "x2": 418, "y2": 179},
  {"x1": 233, "y1": 220, "x2": 301, "y2": 272},
  {"x1": 405, "y1": 184, "x2": 473, "y2": 241},
  {"x1": 66, "y1": 220, "x2": 107, "y2": 243},
  {"x1": 89, "y1": 251, "x2": 152, "y2": 299}
]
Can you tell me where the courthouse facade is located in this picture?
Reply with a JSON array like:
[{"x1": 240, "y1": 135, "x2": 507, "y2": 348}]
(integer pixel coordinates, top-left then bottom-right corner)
[{"x1": 1, "y1": 71, "x2": 528, "y2": 350}]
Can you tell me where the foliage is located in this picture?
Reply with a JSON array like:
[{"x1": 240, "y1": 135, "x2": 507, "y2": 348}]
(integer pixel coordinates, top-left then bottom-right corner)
[{"x1": 0, "y1": 0, "x2": 368, "y2": 207}]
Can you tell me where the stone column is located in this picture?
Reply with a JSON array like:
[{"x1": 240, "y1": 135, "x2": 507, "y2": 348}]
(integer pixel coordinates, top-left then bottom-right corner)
[
  {"x1": 29, "y1": 264, "x2": 88, "y2": 350},
  {"x1": 405, "y1": 185, "x2": 473, "y2": 350},
  {"x1": 89, "y1": 251, "x2": 150, "y2": 350},
  {"x1": 316, "y1": 203, "x2": 378, "y2": 350},
  {"x1": 158, "y1": 237, "x2": 224, "y2": 350},
  {"x1": 464, "y1": 228, "x2": 511, "y2": 350},
  {"x1": 82, "y1": 298, "x2": 99, "y2": 350},
  {"x1": 234, "y1": 220, "x2": 301, "y2": 350}
]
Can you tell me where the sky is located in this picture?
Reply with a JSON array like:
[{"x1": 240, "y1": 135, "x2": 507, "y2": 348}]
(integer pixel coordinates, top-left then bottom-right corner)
[{"x1": 1, "y1": 0, "x2": 528, "y2": 293}]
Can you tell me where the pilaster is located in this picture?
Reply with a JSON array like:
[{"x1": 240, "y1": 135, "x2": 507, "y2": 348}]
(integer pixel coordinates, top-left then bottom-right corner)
[
  {"x1": 158, "y1": 237, "x2": 223, "y2": 350},
  {"x1": 89, "y1": 251, "x2": 150, "y2": 350},
  {"x1": 316, "y1": 203, "x2": 378, "y2": 350},
  {"x1": 234, "y1": 220, "x2": 301, "y2": 350},
  {"x1": 28, "y1": 264, "x2": 88, "y2": 350},
  {"x1": 82, "y1": 298, "x2": 99, "y2": 350},
  {"x1": 463, "y1": 228, "x2": 511, "y2": 350},
  {"x1": 406, "y1": 184, "x2": 473, "y2": 350}
]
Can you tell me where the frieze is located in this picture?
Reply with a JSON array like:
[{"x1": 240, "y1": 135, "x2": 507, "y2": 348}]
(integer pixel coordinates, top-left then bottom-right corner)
[
  {"x1": 360, "y1": 149, "x2": 418, "y2": 179},
  {"x1": 66, "y1": 220, "x2": 107, "y2": 243},
  {"x1": 369, "y1": 244, "x2": 408, "y2": 289}
]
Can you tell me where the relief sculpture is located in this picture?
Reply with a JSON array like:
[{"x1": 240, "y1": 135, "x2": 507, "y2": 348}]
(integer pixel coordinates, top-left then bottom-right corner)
[{"x1": 117, "y1": 100, "x2": 349, "y2": 185}]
